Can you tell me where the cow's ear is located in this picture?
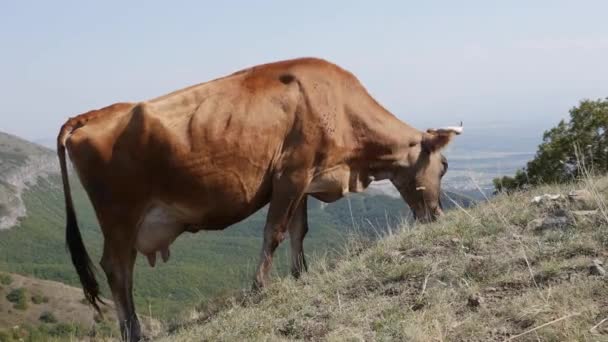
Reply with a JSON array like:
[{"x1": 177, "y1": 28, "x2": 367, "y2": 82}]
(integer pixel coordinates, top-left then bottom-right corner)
[{"x1": 421, "y1": 124, "x2": 463, "y2": 153}]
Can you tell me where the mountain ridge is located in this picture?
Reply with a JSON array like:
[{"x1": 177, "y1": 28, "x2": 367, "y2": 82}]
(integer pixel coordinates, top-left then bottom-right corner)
[{"x1": 0, "y1": 132, "x2": 57, "y2": 230}]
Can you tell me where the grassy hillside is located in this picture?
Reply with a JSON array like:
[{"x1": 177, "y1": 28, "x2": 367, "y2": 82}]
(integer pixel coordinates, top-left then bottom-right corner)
[
  {"x1": 0, "y1": 131, "x2": 475, "y2": 323},
  {"x1": 162, "y1": 176, "x2": 608, "y2": 341},
  {"x1": 0, "y1": 272, "x2": 162, "y2": 341},
  {"x1": 0, "y1": 272, "x2": 116, "y2": 341}
]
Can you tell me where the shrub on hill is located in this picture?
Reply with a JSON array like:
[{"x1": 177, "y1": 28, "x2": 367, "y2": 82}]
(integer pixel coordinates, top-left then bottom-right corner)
[
  {"x1": 30, "y1": 293, "x2": 49, "y2": 304},
  {"x1": 0, "y1": 274, "x2": 11, "y2": 286},
  {"x1": 0, "y1": 322, "x2": 88, "y2": 342},
  {"x1": 494, "y1": 98, "x2": 608, "y2": 192},
  {"x1": 39, "y1": 311, "x2": 57, "y2": 324},
  {"x1": 44, "y1": 322, "x2": 87, "y2": 338},
  {"x1": 5, "y1": 288, "x2": 28, "y2": 310}
]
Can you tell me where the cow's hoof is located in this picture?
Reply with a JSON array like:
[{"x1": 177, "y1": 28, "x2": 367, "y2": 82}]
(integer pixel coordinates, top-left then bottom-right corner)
[{"x1": 252, "y1": 279, "x2": 266, "y2": 292}]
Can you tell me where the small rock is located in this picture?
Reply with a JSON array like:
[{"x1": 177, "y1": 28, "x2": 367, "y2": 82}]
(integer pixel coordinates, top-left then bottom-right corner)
[
  {"x1": 485, "y1": 287, "x2": 497, "y2": 292},
  {"x1": 531, "y1": 193, "x2": 563, "y2": 204},
  {"x1": 568, "y1": 189, "x2": 596, "y2": 210},
  {"x1": 544, "y1": 216, "x2": 570, "y2": 227},
  {"x1": 527, "y1": 216, "x2": 570, "y2": 231},
  {"x1": 451, "y1": 237, "x2": 461, "y2": 244},
  {"x1": 590, "y1": 259, "x2": 606, "y2": 276},
  {"x1": 572, "y1": 210, "x2": 598, "y2": 217},
  {"x1": 467, "y1": 293, "x2": 484, "y2": 307}
]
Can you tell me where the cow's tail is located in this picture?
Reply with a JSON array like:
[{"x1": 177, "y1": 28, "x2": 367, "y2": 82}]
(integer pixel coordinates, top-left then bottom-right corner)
[{"x1": 57, "y1": 120, "x2": 104, "y2": 313}]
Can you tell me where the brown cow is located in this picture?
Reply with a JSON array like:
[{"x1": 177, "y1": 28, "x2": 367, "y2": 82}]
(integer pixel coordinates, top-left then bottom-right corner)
[{"x1": 57, "y1": 57, "x2": 461, "y2": 341}]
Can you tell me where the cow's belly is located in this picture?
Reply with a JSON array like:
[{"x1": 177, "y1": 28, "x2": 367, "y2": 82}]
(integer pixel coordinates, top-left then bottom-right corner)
[{"x1": 135, "y1": 191, "x2": 267, "y2": 267}]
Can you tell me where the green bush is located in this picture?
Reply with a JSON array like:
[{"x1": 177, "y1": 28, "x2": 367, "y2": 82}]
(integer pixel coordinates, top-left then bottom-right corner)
[
  {"x1": 0, "y1": 323, "x2": 92, "y2": 342},
  {"x1": 18, "y1": 326, "x2": 44, "y2": 342},
  {"x1": 0, "y1": 274, "x2": 11, "y2": 286},
  {"x1": 39, "y1": 311, "x2": 58, "y2": 324},
  {"x1": 6, "y1": 325, "x2": 30, "y2": 341},
  {"x1": 6, "y1": 288, "x2": 28, "y2": 310},
  {"x1": 495, "y1": 98, "x2": 608, "y2": 192},
  {"x1": 46, "y1": 322, "x2": 83, "y2": 337},
  {"x1": 31, "y1": 293, "x2": 49, "y2": 304},
  {"x1": 0, "y1": 330, "x2": 14, "y2": 342},
  {"x1": 90, "y1": 320, "x2": 119, "y2": 338}
]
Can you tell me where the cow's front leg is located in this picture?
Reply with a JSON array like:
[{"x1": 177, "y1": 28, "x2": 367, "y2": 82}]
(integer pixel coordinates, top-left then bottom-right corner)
[{"x1": 254, "y1": 170, "x2": 308, "y2": 289}]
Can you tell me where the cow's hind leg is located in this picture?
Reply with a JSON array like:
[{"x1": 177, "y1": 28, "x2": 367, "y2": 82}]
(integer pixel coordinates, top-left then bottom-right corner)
[
  {"x1": 100, "y1": 229, "x2": 141, "y2": 341},
  {"x1": 288, "y1": 196, "x2": 309, "y2": 279},
  {"x1": 254, "y1": 171, "x2": 309, "y2": 289}
]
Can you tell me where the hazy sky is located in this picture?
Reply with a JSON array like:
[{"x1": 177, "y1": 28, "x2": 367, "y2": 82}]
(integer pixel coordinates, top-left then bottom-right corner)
[{"x1": 1, "y1": 1, "x2": 607, "y2": 142}]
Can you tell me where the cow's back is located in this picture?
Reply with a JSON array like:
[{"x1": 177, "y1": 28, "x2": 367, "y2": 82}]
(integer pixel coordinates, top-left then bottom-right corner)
[{"x1": 68, "y1": 65, "x2": 305, "y2": 229}]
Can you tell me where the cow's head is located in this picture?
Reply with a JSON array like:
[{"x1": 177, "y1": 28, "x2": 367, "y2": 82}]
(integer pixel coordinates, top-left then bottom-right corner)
[{"x1": 390, "y1": 124, "x2": 462, "y2": 223}]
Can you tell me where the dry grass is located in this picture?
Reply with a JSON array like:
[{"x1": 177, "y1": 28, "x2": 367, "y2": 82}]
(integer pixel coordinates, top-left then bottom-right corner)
[{"x1": 159, "y1": 176, "x2": 608, "y2": 342}]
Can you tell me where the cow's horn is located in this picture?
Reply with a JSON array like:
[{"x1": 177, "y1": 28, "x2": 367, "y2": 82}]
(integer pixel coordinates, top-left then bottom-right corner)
[{"x1": 428, "y1": 121, "x2": 463, "y2": 135}]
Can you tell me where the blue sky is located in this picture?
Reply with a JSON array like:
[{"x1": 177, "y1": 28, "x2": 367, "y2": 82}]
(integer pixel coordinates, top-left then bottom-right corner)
[{"x1": 1, "y1": 1, "x2": 607, "y2": 143}]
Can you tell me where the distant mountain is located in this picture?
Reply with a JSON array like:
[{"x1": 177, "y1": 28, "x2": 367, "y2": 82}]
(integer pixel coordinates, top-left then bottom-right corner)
[
  {"x1": 32, "y1": 137, "x2": 56, "y2": 150},
  {"x1": 0, "y1": 131, "x2": 474, "y2": 321},
  {"x1": 0, "y1": 132, "x2": 57, "y2": 230}
]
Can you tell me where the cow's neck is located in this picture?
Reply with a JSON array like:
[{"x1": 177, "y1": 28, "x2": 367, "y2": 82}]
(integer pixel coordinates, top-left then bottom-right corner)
[
  {"x1": 347, "y1": 92, "x2": 422, "y2": 166},
  {"x1": 327, "y1": 94, "x2": 422, "y2": 195}
]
